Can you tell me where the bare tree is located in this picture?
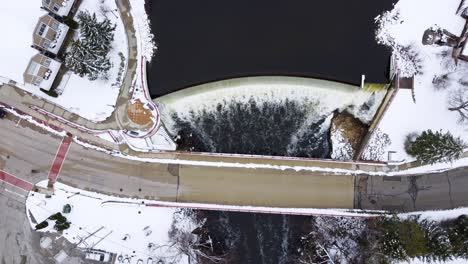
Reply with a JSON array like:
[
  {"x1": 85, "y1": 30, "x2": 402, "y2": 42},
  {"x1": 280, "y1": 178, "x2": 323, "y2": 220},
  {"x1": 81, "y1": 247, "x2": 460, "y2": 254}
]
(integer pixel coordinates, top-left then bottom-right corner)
[
  {"x1": 448, "y1": 87, "x2": 468, "y2": 124},
  {"x1": 166, "y1": 209, "x2": 226, "y2": 264}
]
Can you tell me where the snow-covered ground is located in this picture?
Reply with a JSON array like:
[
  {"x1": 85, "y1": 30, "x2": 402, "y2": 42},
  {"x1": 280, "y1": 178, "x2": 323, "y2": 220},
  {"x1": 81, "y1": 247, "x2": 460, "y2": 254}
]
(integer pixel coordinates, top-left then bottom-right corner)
[
  {"x1": 0, "y1": 0, "x2": 131, "y2": 122},
  {"x1": 26, "y1": 181, "x2": 198, "y2": 264},
  {"x1": 129, "y1": 0, "x2": 157, "y2": 61},
  {"x1": 375, "y1": 0, "x2": 468, "y2": 162}
]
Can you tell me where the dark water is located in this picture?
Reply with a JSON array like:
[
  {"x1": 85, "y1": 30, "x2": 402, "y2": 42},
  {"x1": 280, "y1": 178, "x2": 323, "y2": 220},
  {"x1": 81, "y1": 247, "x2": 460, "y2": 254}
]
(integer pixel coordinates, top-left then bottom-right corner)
[
  {"x1": 201, "y1": 211, "x2": 312, "y2": 264},
  {"x1": 172, "y1": 98, "x2": 331, "y2": 158},
  {"x1": 146, "y1": 0, "x2": 396, "y2": 98}
]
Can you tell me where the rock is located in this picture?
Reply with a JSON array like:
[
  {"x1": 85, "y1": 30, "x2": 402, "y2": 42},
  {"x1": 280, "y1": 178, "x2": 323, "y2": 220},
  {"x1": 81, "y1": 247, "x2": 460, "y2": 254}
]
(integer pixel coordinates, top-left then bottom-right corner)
[{"x1": 330, "y1": 111, "x2": 369, "y2": 158}]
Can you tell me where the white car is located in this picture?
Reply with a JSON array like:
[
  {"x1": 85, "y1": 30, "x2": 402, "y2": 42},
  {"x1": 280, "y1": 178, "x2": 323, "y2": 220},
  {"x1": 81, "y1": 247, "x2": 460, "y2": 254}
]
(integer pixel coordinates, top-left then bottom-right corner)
[{"x1": 84, "y1": 250, "x2": 111, "y2": 262}]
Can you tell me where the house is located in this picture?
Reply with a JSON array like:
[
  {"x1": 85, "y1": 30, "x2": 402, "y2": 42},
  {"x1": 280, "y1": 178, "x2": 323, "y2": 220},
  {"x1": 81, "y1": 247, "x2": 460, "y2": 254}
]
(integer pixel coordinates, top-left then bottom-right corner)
[
  {"x1": 42, "y1": 0, "x2": 76, "y2": 18},
  {"x1": 23, "y1": 54, "x2": 62, "y2": 91},
  {"x1": 32, "y1": 14, "x2": 69, "y2": 55}
]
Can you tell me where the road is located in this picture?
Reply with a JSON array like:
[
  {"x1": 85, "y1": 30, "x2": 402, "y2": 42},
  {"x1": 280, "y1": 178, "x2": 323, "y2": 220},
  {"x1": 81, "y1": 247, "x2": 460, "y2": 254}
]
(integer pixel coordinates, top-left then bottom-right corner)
[{"x1": 2, "y1": 115, "x2": 468, "y2": 212}]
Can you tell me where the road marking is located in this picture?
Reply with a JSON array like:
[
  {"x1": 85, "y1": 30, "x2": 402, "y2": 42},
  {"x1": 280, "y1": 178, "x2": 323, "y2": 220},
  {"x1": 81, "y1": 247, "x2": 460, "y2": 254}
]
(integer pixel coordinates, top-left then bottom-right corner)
[
  {"x1": 48, "y1": 137, "x2": 72, "y2": 183},
  {"x1": 0, "y1": 170, "x2": 34, "y2": 191},
  {"x1": 4, "y1": 188, "x2": 26, "y2": 198}
]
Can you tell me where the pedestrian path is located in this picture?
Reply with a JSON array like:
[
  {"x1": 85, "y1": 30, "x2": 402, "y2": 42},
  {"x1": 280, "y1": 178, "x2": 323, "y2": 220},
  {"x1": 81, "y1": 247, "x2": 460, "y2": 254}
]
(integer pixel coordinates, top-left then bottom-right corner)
[
  {"x1": 48, "y1": 137, "x2": 72, "y2": 184},
  {"x1": 0, "y1": 170, "x2": 34, "y2": 191}
]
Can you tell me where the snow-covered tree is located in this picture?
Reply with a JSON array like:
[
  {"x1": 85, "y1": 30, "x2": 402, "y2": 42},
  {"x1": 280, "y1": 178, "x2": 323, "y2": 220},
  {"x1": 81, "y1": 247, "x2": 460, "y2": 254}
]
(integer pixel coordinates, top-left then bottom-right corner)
[
  {"x1": 448, "y1": 215, "x2": 468, "y2": 258},
  {"x1": 405, "y1": 130, "x2": 466, "y2": 164},
  {"x1": 64, "y1": 11, "x2": 115, "y2": 80},
  {"x1": 375, "y1": 11, "x2": 423, "y2": 77},
  {"x1": 420, "y1": 219, "x2": 453, "y2": 262}
]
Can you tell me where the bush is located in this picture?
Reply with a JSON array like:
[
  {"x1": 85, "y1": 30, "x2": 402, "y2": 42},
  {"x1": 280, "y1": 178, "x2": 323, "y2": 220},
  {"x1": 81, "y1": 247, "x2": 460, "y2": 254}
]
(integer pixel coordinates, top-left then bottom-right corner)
[
  {"x1": 35, "y1": 221, "x2": 49, "y2": 230},
  {"x1": 54, "y1": 221, "x2": 71, "y2": 232}
]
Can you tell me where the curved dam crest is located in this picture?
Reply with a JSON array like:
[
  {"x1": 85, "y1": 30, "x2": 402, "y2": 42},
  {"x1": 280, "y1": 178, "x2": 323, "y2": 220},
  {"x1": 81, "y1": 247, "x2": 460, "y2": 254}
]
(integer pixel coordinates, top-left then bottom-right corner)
[{"x1": 154, "y1": 76, "x2": 385, "y2": 158}]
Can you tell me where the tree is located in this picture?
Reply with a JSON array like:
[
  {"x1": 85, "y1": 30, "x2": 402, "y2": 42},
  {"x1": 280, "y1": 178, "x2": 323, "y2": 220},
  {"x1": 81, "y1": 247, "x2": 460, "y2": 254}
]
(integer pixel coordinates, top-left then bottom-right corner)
[
  {"x1": 420, "y1": 218, "x2": 453, "y2": 262},
  {"x1": 447, "y1": 215, "x2": 468, "y2": 258},
  {"x1": 448, "y1": 87, "x2": 468, "y2": 124},
  {"x1": 64, "y1": 11, "x2": 115, "y2": 80},
  {"x1": 378, "y1": 216, "x2": 428, "y2": 261},
  {"x1": 405, "y1": 130, "x2": 466, "y2": 164}
]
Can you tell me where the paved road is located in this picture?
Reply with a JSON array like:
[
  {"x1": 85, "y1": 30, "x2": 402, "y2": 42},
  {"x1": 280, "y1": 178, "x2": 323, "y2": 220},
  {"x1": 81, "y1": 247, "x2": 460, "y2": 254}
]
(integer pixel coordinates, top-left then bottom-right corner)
[{"x1": 2, "y1": 115, "x2": 468, "y2": 212}]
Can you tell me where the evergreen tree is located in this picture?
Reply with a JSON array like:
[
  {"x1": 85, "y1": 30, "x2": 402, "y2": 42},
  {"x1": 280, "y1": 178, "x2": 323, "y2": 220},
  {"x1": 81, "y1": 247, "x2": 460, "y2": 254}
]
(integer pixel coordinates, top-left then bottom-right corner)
[
  {"x1": 64, "y1": 11, "x2": 115, "y2": 80},
  {"x1": 420, "y1": 218, "x2": 453, "y2": 262},
  {"x1": 448, "y1": 215, "x2": 468, "y2": 258},
  {"x1": 406, "y1": 130, "x2": 466, "y2": 164}
]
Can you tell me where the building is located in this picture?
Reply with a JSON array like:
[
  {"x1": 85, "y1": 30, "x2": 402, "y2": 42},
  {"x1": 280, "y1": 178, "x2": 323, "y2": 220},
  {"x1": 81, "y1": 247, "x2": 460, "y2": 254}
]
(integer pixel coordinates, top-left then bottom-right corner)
[
  {"x1": 42, "y1": 0, "x2": 76, "y2": 18},
  {"x1": 23, "y1": 54, "x2": 62, "y2": 91},
  {"x1": 33, "y1": 14, "x2": 70, "y2": 55}
]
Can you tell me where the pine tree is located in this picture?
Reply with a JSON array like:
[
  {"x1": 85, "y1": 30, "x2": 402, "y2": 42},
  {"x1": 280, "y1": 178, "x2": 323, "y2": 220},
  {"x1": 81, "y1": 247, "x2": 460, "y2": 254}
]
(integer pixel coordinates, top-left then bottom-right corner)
[
  {"x1": 406, "y1": 130, "x2": 466, "y2": 164},
  {"x1": 448, "y1": 215, "x2": 468, "y2": 258},
  {"x1": 420, "y1": 218, "x2": 453, "y2": 262},
  {"x1": 64, "y1": 11, "x2": 115, "y2": 80}
]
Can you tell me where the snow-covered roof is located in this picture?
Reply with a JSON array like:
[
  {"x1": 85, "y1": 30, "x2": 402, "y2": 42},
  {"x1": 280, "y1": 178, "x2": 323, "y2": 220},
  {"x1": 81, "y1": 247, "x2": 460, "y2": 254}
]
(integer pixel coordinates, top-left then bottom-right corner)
[
  {"x1": 0, "y1": 3, "x2": 47, "y2": 85},
  {"x1": 33, "y1": 15, "x2": 70, "y2": 55},
  {"x1": 24, "y1": 54, "x2": 61, "y2": 91},
  {"x1": 42, "y1": 0, "x2": 75, "y2": 17}
]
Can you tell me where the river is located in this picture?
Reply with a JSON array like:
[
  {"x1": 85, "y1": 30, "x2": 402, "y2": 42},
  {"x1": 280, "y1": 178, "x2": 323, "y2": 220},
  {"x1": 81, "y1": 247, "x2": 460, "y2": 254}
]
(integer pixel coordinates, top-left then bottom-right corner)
[{"x1": 145, "y1": 1, "x2": 396, "y2": 263}]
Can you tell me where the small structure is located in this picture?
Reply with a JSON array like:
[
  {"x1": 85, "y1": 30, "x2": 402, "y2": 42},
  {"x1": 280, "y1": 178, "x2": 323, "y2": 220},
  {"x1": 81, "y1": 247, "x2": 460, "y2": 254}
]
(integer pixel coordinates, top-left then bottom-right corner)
[
  {"x1": 24, "y1": 53, "x2": 62, "y2": 91},
  {"x1": 62, "y1": 204, "x2": 72, "y2": 214},
  {"x1": 32, "y1": 14, "x2": 69, "y2": 55},
  {"x1": 422, "y1": 27, "x2": 459, "y2": 47},
  {"x1": 42, "y1": 0, "x2": 76, "y2": 18},
  {"x1": 54, "y1": 250, "x2": 69, "y2": 263}
]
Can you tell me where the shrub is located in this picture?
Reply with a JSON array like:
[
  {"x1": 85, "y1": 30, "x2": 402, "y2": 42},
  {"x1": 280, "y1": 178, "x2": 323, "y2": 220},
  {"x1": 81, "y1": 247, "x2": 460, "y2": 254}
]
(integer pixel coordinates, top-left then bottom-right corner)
[
  {"x1": 35, "y1": 221, "x2": 49, "y2": 230},
  {"x1": 54, "y1": 221, "x2": 71, "y2": 232}
]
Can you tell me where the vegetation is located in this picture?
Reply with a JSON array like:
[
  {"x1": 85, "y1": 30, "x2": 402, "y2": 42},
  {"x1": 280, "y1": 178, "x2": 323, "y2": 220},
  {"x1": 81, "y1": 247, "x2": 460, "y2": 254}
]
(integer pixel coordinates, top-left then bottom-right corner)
[
  {"x1": 405, "y1": 129, "x2": 466, "y2": 164},
  {"x1": 49, "y1": 212, "x2": 71, "y2": 232},
  {"x1": 35, "y1": 221, "x2": 49, "y2": 230},
  {"x1": 64, "y1": 11, "x2": 116, "y2": 80},
  {"x1": 287, "y1": 214, "x2": 468, "y2": 263}
]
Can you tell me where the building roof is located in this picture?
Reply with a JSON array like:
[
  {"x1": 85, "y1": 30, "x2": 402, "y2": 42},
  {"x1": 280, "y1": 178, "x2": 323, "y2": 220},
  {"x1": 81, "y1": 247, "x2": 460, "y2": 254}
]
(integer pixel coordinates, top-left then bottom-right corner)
[
  {"x1": 33, "y1": 14, "x2": 69, "y2": 55},
  {"x1": 23, "y1": 54, "x2": 61, "y2": 91},
  {"x1": 42, "y1": 0, "x2": 75, "y2": 17}
]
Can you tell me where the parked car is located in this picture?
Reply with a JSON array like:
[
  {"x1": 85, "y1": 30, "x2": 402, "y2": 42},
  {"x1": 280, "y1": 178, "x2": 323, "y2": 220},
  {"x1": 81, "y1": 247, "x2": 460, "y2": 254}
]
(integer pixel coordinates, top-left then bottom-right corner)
[
  {"x1": 0, "y1": 108, "x2": 6, "y2": 119},
  {"x1": 84, "y1": 250, "x2": 111, "y2": 262}
]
